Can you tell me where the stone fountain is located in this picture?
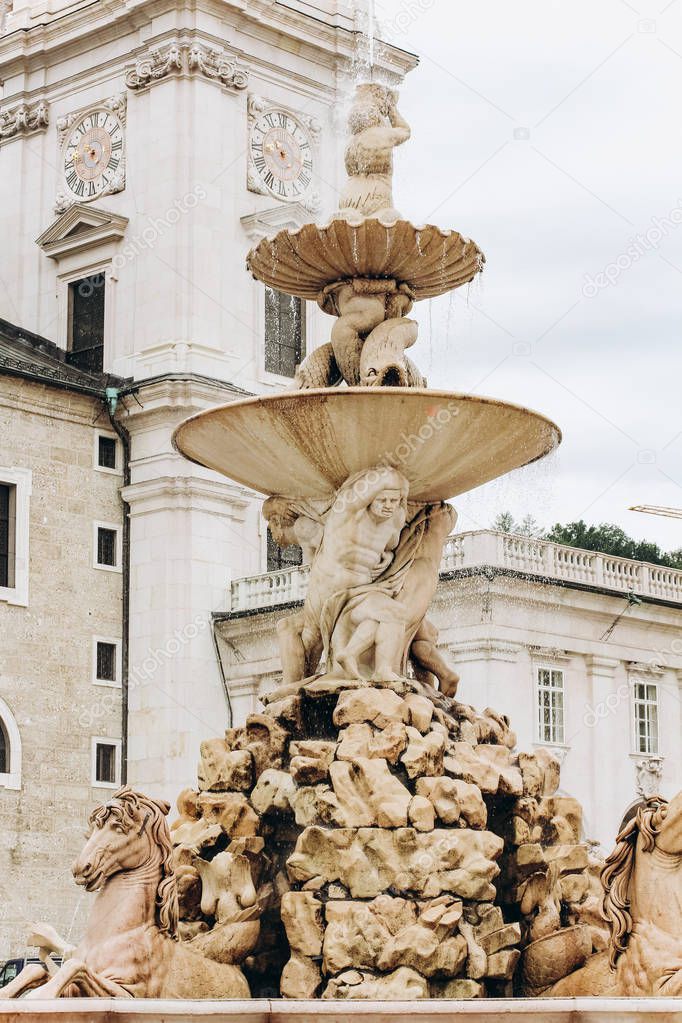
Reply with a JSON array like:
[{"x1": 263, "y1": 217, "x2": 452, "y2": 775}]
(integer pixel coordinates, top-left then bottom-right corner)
[
  {"x1": 3, "y1": 84, "x2": 682, "y2": 1011},
  {"x1": 168, "y1": 84, "x2": 599, "y2": 1000}
]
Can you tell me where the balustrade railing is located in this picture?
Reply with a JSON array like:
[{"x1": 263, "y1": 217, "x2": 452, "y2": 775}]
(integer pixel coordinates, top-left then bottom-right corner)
[{"x1": 229, "y1": 530, "x2": 682, "y2": 611}]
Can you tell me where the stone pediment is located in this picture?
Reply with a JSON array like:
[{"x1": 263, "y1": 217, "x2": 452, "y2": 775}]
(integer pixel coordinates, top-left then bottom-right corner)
[{"x1": 36, "y1": 203, "x2": 129, "y2": 259}]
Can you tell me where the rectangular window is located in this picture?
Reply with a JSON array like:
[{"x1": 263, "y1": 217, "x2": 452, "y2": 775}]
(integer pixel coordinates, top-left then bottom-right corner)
[
  {"x1": 0, "y1": 483, "x2": 15, "y2": 589},
  {"x1": 632, "y1": 682, "x2": 659, "y2": 755},
  {"x1": 94, "y1": 741, "x2": 118, "y2": 785},
  {"x1": 97, "y1": 435, "x2": 117, "y2": 470},
  {"x1": 267, "y1": 527, "x2": 303, "y2": 572},
  {"x1": 96, "y1": 527, "x2": 117, "y2": 568},
  {"x1": 68, "y1": 274, "x2": 105, "y2": 372},
  {"x1": 536, "y1": 667, "x2": 565, "y2": 744},
  {"x1": 96, "y1": 641, "x2": 117, "y2": 683},
  {"x1": 264, "y1": 286, "x2": 305, "y2": 378}
]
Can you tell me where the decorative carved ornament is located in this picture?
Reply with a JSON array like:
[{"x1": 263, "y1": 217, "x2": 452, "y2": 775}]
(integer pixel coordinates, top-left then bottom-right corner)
[
  {"x1": 125, "y1": 42, "x2": 248, "y2": 92},
  {"x1": 635, "y1": 755, "x2": 665, "y2": 799},
  {"x1": 0, "y1": 98, "x2": 48, "y2": 146}
]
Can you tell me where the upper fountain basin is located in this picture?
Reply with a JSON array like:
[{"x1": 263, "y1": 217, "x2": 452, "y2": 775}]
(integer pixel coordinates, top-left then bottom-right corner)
[
  {"x1": 173, "y1": 388, "x2": 560, "y2": 502},
  {"x1": 246, "y1": 217, "x2": 485, "y2": 302}
]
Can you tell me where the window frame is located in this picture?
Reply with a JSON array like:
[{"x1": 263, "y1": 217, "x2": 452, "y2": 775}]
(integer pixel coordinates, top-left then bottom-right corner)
[
  {"x1": 67, "y1": 272, "x2": 106, "y2": 372},
  {"x1": 534, "y1": 664, "x2": 566, "y2": 746},
  {"x1": 630, "y1": 678, "x2": 660, "y2": 757},
  {"x1": 92, "y1": 635, "x2": 122, "y2": 688},
  {"x1": 258, "y1": 284, "x2": 307, "y2": 386},
  {"x1": 0, "y1": 696, "x2": 22, "y2": 790},
  {"x1": 0, "y1": 467, "x2": 32, "y2": 607},
  {"x1": 93, "y1": 431, "x2": 121, "y2": 475},
  {"x1": 57, "y1": 259, "x2": 114, "y2": 372},
  {"x1": 91, "y1": 737, "x2": 121, "y2": 789},
  {"x1": 93, "y1": 521, "x2": 122, "y2": 573}
]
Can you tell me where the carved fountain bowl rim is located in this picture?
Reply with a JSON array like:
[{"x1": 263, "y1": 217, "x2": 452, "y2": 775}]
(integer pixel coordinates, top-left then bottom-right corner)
[
  {"x1": 245, "y1": 218, "x2": 485, "y2": 302},
  {"x1": 173, "y1": 387, "x2": 561, "y2": 502}
]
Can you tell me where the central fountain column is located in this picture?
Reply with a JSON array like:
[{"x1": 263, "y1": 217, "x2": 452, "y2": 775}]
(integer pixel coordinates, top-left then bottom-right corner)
[{"x1": 171, "y1": 84, "x2": 594, "y2": 1000}]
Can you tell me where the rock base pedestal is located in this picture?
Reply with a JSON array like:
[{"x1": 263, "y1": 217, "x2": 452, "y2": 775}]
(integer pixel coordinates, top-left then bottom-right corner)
[{"x1": 172, "y1": 676, "x2": 598, "y2": 998}]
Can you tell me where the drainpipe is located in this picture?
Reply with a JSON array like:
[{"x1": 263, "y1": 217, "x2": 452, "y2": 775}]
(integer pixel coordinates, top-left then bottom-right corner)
[
  {"x1": 211, "y1": 616, "x2": 234, "y2": 729},
  {"x1": 105, "y1": 387, "x2": 130, "y2": 785}
]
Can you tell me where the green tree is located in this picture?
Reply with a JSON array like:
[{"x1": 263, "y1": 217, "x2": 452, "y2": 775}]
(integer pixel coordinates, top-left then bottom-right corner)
[
  {"x1": 545, "y1": 519, "x2": 681, "y2": 568},
  {"x1": 491, "y1": 512, "x2": 543, "y2": 537}
]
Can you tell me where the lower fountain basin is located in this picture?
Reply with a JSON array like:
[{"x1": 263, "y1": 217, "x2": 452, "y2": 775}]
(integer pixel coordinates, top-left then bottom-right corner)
[{"x1": 173, "y1": 388, "x2": 560, "y2": 502}]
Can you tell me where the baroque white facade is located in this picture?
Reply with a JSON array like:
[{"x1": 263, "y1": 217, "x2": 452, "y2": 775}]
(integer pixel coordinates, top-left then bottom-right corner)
[
  {"x1": 0, "y1": 0, "x2": 416, "y2": 801},
  {"x1": 216, "y1": 530, "x2": 682, "y2": 849}
]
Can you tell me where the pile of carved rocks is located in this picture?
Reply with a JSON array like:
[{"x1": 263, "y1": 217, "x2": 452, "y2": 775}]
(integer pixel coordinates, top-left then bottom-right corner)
[{"x1": 171, "y1": 677, "x2": 604, "y2": 998}]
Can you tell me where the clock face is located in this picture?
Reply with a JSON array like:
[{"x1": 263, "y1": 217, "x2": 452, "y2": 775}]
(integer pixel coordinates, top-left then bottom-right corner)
[
  {"x1": 250, "y1": 110, "x2": 313, "y2": 201},
  {"x1": 63, "y1": 110, "x2": 124, "y2": 201}
]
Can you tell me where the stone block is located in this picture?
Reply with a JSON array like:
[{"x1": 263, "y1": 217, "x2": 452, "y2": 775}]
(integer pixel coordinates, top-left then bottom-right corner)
[
  {"x1": 330, "y1": 756, "x2": 412, "y2": 828},
  {"x1": 322, "y1": 967, "x2": 429, "y2": 999},
  {"x1": 403, "y1": 693, "x2": 434, "y2": 732},
  {"x1": 289, "y1": 740, "x2": 337, "y2": 784},
  {"x1": 196, "y1": 792, "x2": 260, "y2": 837},
  {"x1": 333, "y1": 689, "x2": 408, "y2": 729},
  {"x1": 198, "y1": 741, "x2": 253, "y2": 792},
  {"x1": 401, "y1": 726, "x2": 445, "y2": 778},
  {"x1": 408, "y1": 795, "x2": 435, "y2": 831},
  {"x1": 280, "y1": 891, "x2": 324, "y2": 955},
  {"x1": 280, "y1": 953, "x2": 322, "y2": 998},
  {"x1": 287, "y1": 826, "x2": 503, "y2": 900},
  {"x1": 250, "y1": 768, "x2": 296, "y2": 815},
  {"x1": 416, "y1": 777, "x2": 486, "y2": 828}
]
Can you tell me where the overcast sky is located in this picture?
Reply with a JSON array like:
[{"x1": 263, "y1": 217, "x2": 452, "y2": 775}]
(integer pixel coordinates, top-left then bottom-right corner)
[{"x1": 368, "y1": 0, "x2": 682, "y2": 550}]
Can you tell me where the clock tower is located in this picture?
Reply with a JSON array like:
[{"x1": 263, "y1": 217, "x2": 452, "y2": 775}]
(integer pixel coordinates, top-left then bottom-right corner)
[{"x1": 0, "y1": 0, "x2": 416, "y2": 801}]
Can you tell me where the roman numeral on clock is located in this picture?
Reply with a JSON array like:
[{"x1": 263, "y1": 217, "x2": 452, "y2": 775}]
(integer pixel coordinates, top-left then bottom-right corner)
[
  {"x1": 73, "y1": 179, "x2": 85, "y2": 197},
  {"x1": 253, "y1": 154, "x2": 266, "y2": 171}
]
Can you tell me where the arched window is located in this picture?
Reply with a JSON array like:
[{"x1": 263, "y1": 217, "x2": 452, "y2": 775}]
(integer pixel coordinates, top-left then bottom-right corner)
[
  {"x1": 0, "y1": 718, "x2": 7, "y2": 774},
  {"x1": 0, "y1": 697, "x2": 21, "y2": 790}
]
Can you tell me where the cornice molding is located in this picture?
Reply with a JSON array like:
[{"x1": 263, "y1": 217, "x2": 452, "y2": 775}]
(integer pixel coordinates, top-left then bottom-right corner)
[
  {"x1": 0, "y1": 96, "x2": 48, "y2": 146},
  {"x1": 0, "y1": 0, "x2": 415, "y2": 96},
  {"x1": 450, "y1": 639, "x2": 524, "y2": 663},
  {"x1": 239, "y1": 202, "x2": 314, "y2": 242},
  {"x1": 124, "y1": 41, "x2": 248, "y2": 92},
  {"x1": 626, "y1": 660, "x2": 666, "y2": 677},
  {"x1": 122, "y1": 475, "x2": 250, "y2": 520},
  {"x1": 529, "y1": 645, "x2": 572, "y2": 665}
]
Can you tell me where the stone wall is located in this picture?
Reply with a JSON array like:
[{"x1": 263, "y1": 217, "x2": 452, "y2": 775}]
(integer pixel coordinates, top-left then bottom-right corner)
[{"x1": 0, "y1": 375, "x2": 123, "y2": 957}]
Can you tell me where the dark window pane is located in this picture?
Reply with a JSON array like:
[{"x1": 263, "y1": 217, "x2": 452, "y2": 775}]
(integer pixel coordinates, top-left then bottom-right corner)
[
  {"x1": 97, "y1": 528, "x2": 117, "y2": 567},
  {"x1": 98, "y1": 436, "x2": 117, "y2": 469},
  {"x1": 68, "y1": 274, "x2": 105, "y2": 372},
  {"x1": 264, "y1": 286, "x2": 304, "y2": 377},
  {"x1": 96, "y1": 642, "x2": 117, "y2": 682},
  {"x1": 267, "y1": 527, "x2": 303, "y2": 572},
  {"x1": 96, "y1": 743, "x2": 116, "y2": 784},
  {"x1": 0, "y1": 484, "x2": 9, "y2": 588},
  {"x1": 0, "y1": 719, "x2": 8, "y2": 774}
]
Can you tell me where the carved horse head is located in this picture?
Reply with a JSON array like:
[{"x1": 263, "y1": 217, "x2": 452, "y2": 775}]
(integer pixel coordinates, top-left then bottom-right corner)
[
  {"x1": 72, "y1": 786, "x2": 179, "y2": 938},
  {"x1": 602, "y1": 791, "x2": 682, "y2": 969}
]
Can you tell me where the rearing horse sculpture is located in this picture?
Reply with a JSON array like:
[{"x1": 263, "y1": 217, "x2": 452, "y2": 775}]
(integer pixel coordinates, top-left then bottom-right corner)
[
  {"x1": 0, "y1": 787, "x2": 250, "y2": 999},
  {"x1": 549, "y1": 791, "x2": 682, "y2": 996}
]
